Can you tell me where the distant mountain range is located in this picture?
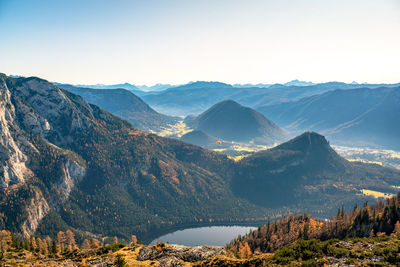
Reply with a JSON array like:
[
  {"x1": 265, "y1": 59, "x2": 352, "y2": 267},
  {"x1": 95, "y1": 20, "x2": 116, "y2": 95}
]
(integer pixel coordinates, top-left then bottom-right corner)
[
  {"x1": 257, "y1": 87, "x2": 400, "y2": 149},
  {"x1": 76, "y1": 82, "x2": 140, "y2": 91},
  {"x1": 234, "y1": 79, "x2": 315, "y2": 88},
  {"x1": 73, "y1": 82, "x2": 174, "y2": 93},
  {"x1": 142, "y1": 81, "x2": 400, "y2": 116},
  {"x1": 135, "y1": 84, "x2": 173, "y2": 92},
  {"x1": 56, "y1": 84, "x2": 178, "y2": 132},
  {"x1": 185, "y1": 100, "x2": 287, "y2": 144},
  {"x1": 61, "y1": 82, "x2": 146, "y2": 97}
]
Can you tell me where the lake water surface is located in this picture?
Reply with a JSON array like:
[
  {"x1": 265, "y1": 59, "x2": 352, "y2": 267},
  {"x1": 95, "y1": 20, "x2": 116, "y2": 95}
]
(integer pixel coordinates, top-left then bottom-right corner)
[{"x1": 151, "y1": 225, "x2": 257, "y2": 246}]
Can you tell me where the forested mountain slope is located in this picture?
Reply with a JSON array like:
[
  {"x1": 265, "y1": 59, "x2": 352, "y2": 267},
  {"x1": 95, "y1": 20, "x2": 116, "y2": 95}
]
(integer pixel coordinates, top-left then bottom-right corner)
[
  {"x1": 228, "y1": 193, "x2": 400, "y2": 256},
  {"x1": 57, "y1": 84, "x2": 178, "y2": 132},
  {"x1": 233, "y1": 132, "x2": 400, "y2": 216},
  {"x1": 0, "y1": 74, "x2": 265, "y2": 242}
]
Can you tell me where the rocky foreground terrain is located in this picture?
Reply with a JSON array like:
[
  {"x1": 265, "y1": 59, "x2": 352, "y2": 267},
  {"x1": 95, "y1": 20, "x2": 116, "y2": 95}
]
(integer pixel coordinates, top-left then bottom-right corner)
[{"x1": 1, "y1": 234, "x2": 400, "y2": 266}]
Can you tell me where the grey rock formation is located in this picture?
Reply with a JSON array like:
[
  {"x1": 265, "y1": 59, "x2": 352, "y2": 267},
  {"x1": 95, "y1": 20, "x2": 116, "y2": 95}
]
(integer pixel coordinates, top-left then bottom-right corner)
[{"x1": 137, "y1": 243, "x2": 226, "y2": 263}]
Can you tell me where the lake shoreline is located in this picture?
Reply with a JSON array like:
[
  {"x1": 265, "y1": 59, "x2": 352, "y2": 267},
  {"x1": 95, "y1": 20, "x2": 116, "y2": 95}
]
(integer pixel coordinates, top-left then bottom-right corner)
[{"x1": 142, "y1": 220, "x2": 268, "y2": 245}]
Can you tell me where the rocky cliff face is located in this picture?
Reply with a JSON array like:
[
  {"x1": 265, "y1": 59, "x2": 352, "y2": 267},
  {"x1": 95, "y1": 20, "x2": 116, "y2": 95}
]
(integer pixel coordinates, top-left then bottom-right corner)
[
  {"x1": 0, "y1": 75, "x2": 86, "y2": 237},
  {"x1": 0, "y1": 78, "x2": 34, "y2": 188}
]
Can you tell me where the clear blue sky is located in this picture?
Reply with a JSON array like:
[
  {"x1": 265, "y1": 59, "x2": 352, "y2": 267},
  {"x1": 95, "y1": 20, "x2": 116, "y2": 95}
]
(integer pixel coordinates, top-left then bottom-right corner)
[{"x1": 0, "y1": 0, "x2": 399, "y2": 85}]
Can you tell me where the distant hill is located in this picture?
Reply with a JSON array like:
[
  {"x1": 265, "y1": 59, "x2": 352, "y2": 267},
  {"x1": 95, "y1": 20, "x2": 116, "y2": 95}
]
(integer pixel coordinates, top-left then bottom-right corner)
[
  {"x1": 57, "y1": 84, "x2": 178, "y2": 132},
  {"x1": 185, "y1": 100, "x2": 287, "y2": 144},
  {"x1": 75, "y1": 82, "x2": 174, "y2": 93},
  {"x1": 136, "y1": 84, "x2": 173, "y2": 92},
  {"x1": 258, "y1": 87, "x2": 400, "y2": 149},
  {"x1": 180, "y1": 130, "x2": 219, "y2": 148},
  {"x1": 143, "y1": 81, "x2": 236, "y2": 115},
  {"x1": 73, "y1": 83, "x2": 143, "y2": 94},
  {"x1": 143, "y1": 80, "x2": 400, "y2": 116},
  {"x1": 233, "y1": 132, "x2": 400, "y2": 215}
]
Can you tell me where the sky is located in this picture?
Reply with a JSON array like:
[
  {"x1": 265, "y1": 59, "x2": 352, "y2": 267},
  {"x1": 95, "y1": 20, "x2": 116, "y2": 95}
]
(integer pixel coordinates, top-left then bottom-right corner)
[{"x1": 0, "y1": 0, "x2": 399, "y2": 85}]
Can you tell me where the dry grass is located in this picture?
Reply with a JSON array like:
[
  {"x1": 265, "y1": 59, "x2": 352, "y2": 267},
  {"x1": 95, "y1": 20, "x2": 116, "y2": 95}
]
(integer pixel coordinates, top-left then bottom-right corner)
[
  {"x1": 155, "y1": 121, "x2": 193, "y2": 138},
  {"x1": 361, "y1": 189, "x2": 394, "y2": 199},
  {"x1": 347, "y1": 158, "x2": 383, "y2": 166},
  {"x1": 115, "y1": 246, "x2": 160, "y2": 266}
]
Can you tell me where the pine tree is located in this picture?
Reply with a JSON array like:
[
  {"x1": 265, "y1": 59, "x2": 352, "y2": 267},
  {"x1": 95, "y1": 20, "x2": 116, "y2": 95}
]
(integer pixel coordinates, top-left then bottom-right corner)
[
  {"x1": 130, "y1": 235, "x2": 137, "y2": 246},
  {"x1": 91, "y1": 238, "x2": 101, "y2": 249},
  {"x1": 394, "y1": 221, "x2": 400, "y2": 234},
  {"x1": 238, "y1": 241, "x2": 252, "y2": 258},
  {"x1": 51, "y1": 239, "x2": 58, "y2": 255},
  {"x1": 65, "y1": 230, "x2": 77, "y2": 251},
  {"x1": 303, "y1": 222, "x2": 309, "y2": 240},
  {"x1": 57, "y1": 231, "x2": 66, "y2": 253},
  {"x1": 0, "y1": 230, "x2": 11, "y2": 253},
  {"x1": 81, "y1": 239, "x2": 91, "y2": 250},
  {"x1": 30, "y1": 236, "x2": 38, "y2": 252},
  {"x1": 41, "y1": 238, "x2": 49, "y2": 256},
  {"x1": 36, "y1": 237, "x2": 43, "y2": 255}
]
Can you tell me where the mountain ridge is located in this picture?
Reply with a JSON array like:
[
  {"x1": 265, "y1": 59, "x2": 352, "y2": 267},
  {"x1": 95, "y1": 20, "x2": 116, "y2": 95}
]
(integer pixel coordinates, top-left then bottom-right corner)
[
  {"x1": 57, "y1": 84, "x2": 178, "y2": 132},
  {"x1": 143, "y1": 80, "x2": 400, "y2": 116},
  {"x1": 258, "y1": 86, "x2": 400, "y2": 149}
]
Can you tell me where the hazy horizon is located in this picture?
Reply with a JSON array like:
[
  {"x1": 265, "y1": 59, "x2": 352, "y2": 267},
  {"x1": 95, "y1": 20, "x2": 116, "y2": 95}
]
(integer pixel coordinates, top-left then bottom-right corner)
[{"x1": 1, "y1": 0, "x2": 399, "y2": 85}]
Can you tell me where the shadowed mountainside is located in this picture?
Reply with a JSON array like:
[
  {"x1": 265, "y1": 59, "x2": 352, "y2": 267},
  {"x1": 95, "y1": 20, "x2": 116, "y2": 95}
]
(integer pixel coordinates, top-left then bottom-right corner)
[
  {"x1": 180, "y1": 130, "x2": 219, "y2": 148},
  {"x1": 57, "y1": 84, "x2": 178, "y2": 132}
]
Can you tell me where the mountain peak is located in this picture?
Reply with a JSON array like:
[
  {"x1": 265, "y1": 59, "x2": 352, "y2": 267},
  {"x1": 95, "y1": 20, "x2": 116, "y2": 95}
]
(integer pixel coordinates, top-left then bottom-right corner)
[
  {"x1": 171, "y1": 81, "x2": 233, "y2": 91},
  {"x1": 187, "y1": 100, "x2": 286, "y2": 143},
  {"x1": 189, "y1": 81, "x2": 232, "y2": 88},
  {"x1": 274, "y1": 131, "x2": 329, "y2": 152},
  {"x1": 284, "y1": 80, "x2": 314, "y2": 87},
  {"x1": 214, "y1": 99, "x2": 241, "y2": 107}
]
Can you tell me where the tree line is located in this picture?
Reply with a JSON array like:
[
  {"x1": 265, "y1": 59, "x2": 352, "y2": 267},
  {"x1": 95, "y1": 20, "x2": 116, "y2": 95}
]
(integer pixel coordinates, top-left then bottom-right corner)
[
  {"x1": 0, "y1": 228, "x2": 139, "y2": 260},
  {"x1": 228, "y1": 192, "x2": 400, "y2": 258}
]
